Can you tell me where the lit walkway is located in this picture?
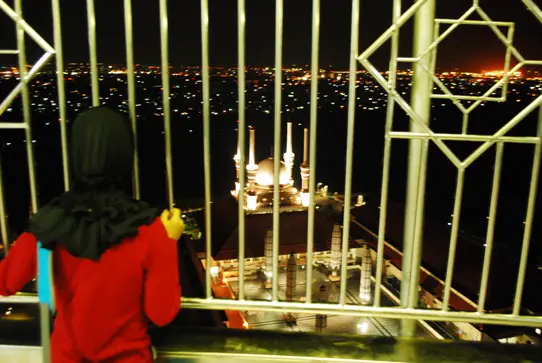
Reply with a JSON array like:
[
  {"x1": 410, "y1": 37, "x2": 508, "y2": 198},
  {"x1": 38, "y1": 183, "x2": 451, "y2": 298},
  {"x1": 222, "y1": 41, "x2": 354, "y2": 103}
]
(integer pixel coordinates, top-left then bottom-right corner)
[{"x1": 228, "y1": 267, "x2": 431, "y2": 338}]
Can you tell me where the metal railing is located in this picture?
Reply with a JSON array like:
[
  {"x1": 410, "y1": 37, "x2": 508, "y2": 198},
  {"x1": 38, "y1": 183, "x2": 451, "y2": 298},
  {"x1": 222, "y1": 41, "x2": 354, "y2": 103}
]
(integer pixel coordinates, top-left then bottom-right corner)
[{"x1": 0, "y1": 1, "x2": 542, "y2": 361}]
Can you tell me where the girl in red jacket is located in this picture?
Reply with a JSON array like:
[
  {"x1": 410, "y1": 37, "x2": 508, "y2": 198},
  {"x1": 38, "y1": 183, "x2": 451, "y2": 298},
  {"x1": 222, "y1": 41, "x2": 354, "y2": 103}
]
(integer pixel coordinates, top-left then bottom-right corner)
[{"x1": 0, "y1": 107, "x2": 183, "y2": 362}]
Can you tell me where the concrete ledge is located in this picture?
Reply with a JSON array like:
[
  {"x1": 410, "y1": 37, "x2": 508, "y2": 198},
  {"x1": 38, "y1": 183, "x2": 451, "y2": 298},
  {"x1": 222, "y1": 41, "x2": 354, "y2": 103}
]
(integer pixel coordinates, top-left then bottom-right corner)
[
  {"x1": 152, "y1": 327, "x2": 542, "y2": 362},
  {"x1": 3, "y1": 326, "x2": 541, "y2": 362}
]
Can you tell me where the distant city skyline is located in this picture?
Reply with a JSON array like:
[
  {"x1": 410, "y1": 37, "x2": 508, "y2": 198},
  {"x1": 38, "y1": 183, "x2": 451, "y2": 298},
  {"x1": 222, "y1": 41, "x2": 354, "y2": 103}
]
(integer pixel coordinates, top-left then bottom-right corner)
[{"x1": 1, "y1": 62, "x2": 541, "y2": 79}]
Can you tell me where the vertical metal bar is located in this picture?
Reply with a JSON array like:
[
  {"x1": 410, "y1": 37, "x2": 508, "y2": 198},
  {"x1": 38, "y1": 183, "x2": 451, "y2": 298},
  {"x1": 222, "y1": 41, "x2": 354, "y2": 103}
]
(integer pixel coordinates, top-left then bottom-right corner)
[
  {"x1": 500, "y1": 25, "x2": 514, "y2": 98},
  {"x1": 461, "y1": 113, "x2": 469, "y2": 135},
  {"x1": 513, "y1": 105, "x2": 542, "y2": 315},
  {"x1": 305, "y1": 0, "x2": 320, "y2": 305},
  {"x1": 201, "y1": 0, "x2": 213, "y2": 300},
  {"x1": 272, "y1": 0, "x2": 284, "y2": 302},
  {"x1": 442, "y1": 169, "x2": 465, "y2": 310},
  {"x1": 159, "y1": 0, "x2": 174, "y2": 210},
  {"x1": 478, "y1": 142, "x2": 504, "y2": 313},
  {"x1": 124, "y1": 0, "x2": 140, "y2": 199},
  {"x1": 15, "y1": 0, "x2": 38, "y2": 214},
  {"x1": 51, "y1": 0, "x2": 69, "y2": 191},
  {"x1": 39, "y1": 303, "x2": 51, "y2": 363},
  {"x1": 85, "y1": 0, "x2": 99, "y2": 106},
  {"x1": 374, "y1": 0, "x2": 401, "y2": 308},
  {"x1": 37, "y1": 241, "x2": 54, "y2": 363},
  {"x1": 429, "y1": 22, "x2": 439, "y2": 76},
  {"x1": 15, "y1": 2, "x2": 44, "y2": 360},
  {"x1": 400, "y1": 0, "x2": 435, "y2": 336},
  {"x1": 408, "y1": 139, "x2": 429, "y2": 308},
  {"x1": 0, "y1": 162, "x2": 8, "y2": 255},
  {"x1": 339, "y1": 0, "x2": 360, "y2": 306},
  {"x1": 237, "y1": 0, "x2": 247, "y2": 301}
]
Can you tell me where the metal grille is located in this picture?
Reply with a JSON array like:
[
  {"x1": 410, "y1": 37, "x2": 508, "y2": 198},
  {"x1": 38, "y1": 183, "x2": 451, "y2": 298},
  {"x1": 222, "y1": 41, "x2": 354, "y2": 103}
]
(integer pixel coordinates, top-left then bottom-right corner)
[{"x1": 1, "y1": 2, "x2": 542, "y2": 360}]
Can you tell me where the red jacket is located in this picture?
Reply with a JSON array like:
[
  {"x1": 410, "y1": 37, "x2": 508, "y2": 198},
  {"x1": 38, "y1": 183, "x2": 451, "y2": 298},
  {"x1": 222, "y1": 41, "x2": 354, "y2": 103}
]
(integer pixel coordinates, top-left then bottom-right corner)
[{"x1": 0, "y1": 218, "x2": 181, "y2": 363}]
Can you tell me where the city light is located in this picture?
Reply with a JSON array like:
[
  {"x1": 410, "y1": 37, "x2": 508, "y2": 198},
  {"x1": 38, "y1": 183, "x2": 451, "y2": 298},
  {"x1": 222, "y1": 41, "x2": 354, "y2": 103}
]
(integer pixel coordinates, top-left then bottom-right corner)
[
  {"x1": 357, "y1": 322, "x2": 369, "y2": 334},
  {"x1": 482, "y1": 70, "x2": 522, "y2": 78},
  {"x1": 356, "y1": 195, "x2": 366, "y2": 207}
]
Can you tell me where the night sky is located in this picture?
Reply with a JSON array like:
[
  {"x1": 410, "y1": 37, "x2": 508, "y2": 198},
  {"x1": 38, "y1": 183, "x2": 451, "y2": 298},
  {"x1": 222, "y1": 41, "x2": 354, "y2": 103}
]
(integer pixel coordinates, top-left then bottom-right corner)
[{"x1": 1, "y1": 0, "x2": 541, "y2": 70}]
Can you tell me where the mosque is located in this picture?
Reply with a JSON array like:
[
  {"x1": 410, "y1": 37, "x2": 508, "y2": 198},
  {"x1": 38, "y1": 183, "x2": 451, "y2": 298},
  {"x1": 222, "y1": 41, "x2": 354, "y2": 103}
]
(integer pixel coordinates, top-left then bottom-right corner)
[
  {"x1": 192, "y1": 122, "x2": 372, "y2": 302},
  {"x1": 231, "y1": 122, "x2": 312, "y2": 212}
]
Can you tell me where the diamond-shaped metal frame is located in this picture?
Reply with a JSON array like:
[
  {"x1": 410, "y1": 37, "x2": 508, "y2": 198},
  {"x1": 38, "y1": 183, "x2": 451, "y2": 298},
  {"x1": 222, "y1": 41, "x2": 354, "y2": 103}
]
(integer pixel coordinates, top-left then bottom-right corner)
[
  {"x1": 412, "y1": 4, "x2": 519, "y2": 104},
  {"x1": 357, "y1": 0, "x2": 542, "y2": 168},
  {"x1": 0, "y1": 0, "x2": 55, "y2": 119},
  {"x1": 359, "y1": 0, "x2": 542, "y2": 319},
  {"x1": 429, "y1": 19, "x2": 514, "y2": 103}
]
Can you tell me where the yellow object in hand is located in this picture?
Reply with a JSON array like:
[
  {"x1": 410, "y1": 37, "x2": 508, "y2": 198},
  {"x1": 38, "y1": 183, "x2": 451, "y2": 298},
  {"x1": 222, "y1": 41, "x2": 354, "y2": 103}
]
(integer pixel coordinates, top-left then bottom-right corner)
[{"x1": 160, "y1": 208, "x2": 185, "y2": 240}]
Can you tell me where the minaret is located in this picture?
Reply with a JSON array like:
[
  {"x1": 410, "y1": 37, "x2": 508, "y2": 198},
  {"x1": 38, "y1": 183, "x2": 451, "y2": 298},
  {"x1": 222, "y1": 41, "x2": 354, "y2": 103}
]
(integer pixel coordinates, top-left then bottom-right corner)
[
  {"x1": 283, "y1": 122, "x2": 295, "y2": 184},
  {"x1": 286, "y1": 253, "x2": 297, "y2": 301},
  {"x1": 359, "y1": 244, "x2": 372, "y2": 304},
  {"x1": 232, "y1": 134, "x2": 241, "y2": 197},
  {"x1": 329, "y1": 224, "x2": 341, "y2": 282},
  {"x1": 246, "y1": 190, "x2": 257, "y2": 211},
  {"x1": 247, "y1": 126, "x2": 258, "y2": 188},
  {"x1": 234, "y1": 137, "x2": 241, "y2": 181},
  {"x1": 264, "y1": 227, "x2": 273, "y2": 288},
  {"x1": 300, "y1": 128, "x2": 310, "y2": 207}
]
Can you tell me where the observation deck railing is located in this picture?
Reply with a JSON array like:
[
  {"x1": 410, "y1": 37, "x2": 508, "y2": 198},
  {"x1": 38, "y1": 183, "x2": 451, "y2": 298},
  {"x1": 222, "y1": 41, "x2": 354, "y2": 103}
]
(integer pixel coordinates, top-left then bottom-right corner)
[{"x1": 1, "y1": 0, "x2": 542, "y2": 362}]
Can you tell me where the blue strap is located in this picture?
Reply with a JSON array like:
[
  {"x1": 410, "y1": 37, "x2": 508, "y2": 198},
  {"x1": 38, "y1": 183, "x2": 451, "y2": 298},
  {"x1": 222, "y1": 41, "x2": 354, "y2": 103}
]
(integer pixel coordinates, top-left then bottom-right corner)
[{"x1": 37, "y1": 242, "x2": 55, "y2": 312}]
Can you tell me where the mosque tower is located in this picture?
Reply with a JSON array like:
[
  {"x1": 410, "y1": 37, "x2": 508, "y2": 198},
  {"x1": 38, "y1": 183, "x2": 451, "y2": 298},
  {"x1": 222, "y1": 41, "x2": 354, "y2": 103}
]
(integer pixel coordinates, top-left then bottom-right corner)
[
  {"x1": 300, "y1": 128, "x2": 310, "y2": 207},
  {"x1": 233, "y1": 138, "x2": 241, "y2": 197},
  {"x1": 283, "y1": 122, "x2": 295, "y2": 185},
  {"x1": 359, "y1": 244, "x2": 372, "y2": 304},
  {"x1": 247, "y1": 126, "x2": 258, "y2": 189},
  {"x1": 286, "y1": 253, "x2": 297, "y2": 301},
  {"x1": 264, "y1": 227, "x2": 273, "y2": 288},
  {"x1": 329, "y1": 224, "x2": 341, "y2": 282}
]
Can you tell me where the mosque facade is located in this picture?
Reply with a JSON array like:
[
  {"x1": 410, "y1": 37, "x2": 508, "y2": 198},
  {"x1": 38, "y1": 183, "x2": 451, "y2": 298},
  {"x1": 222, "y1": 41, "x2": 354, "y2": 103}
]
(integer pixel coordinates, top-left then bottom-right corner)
[{"x1": 232, "y1": 122, "x2": 311, "y2": 212}]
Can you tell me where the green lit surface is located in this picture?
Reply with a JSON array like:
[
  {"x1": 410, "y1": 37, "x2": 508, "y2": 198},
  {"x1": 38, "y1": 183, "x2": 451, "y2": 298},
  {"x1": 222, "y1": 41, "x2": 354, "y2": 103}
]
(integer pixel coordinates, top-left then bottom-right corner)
[{"x1": 152, "y1": 327, "x2": 542, "y2": 363}]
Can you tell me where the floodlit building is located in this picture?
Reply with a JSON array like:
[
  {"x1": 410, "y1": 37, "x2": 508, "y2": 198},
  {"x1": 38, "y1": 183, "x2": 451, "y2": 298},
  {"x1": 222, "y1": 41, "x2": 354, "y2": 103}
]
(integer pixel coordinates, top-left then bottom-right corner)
[{"x1": 232, "y1": 122, "x2": 311, "y2": 211}]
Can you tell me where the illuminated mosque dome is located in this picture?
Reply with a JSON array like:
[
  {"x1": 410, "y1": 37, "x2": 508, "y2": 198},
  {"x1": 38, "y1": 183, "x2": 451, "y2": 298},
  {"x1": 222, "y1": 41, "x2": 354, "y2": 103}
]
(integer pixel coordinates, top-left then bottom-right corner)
[
  {"x1": 255, "y1": 158, "x2": 289, "y2": 186},
  {"x1": 232, "y1": 123, "x2": 312, "y2": 211}
]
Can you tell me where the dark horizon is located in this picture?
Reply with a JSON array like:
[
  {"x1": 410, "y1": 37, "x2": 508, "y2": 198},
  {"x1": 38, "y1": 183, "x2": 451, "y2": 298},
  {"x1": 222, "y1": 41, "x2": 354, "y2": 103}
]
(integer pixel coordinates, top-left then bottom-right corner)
[{"x1": 0, "y1": 0, "x2": 540, "y2": 71}]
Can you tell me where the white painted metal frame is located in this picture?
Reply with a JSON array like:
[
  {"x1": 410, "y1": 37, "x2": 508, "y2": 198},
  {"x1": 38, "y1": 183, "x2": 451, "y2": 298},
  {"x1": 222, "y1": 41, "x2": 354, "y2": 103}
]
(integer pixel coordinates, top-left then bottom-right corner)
[
  {"x1": 356, "y1": 0, "x2": 542, "y2": 328},
  {"x1": 188, "y1": 0, "x2": 542, "y2": 330}
]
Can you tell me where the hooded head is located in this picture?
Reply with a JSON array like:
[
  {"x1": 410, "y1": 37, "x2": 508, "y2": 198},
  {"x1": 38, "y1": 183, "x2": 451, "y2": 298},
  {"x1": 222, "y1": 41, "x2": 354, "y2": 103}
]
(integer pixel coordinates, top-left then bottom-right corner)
[
  {"x1": 71, "y1": 107, "x2": 134, "y2": 192},
  {"x1": 28, "y1": 107, "x2": 158, "y2": 260}
]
